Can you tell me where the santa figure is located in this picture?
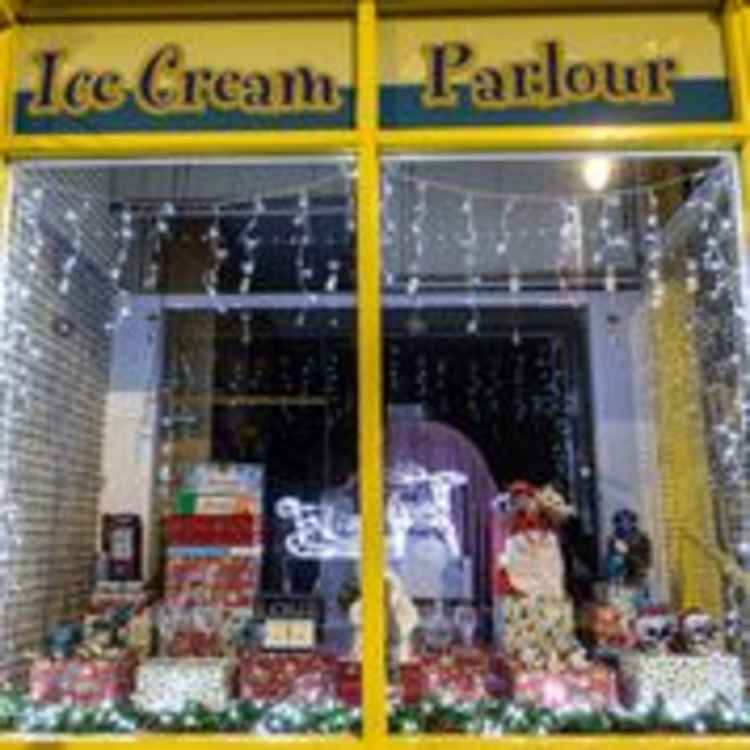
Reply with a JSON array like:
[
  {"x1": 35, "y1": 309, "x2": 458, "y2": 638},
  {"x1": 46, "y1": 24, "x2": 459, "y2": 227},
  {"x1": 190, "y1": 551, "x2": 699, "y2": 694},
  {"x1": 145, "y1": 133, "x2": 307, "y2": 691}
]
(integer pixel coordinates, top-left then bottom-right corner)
[{"x1": 494, "y1": 481, "x2": 575, "y2": 600}]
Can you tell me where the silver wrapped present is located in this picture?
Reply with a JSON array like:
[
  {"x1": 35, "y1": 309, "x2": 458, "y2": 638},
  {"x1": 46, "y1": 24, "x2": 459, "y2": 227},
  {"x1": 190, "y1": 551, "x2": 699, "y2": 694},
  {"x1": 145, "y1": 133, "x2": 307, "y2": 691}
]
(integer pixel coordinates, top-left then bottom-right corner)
[
  {"x1": 133, "y1": 658, "x2": 235, "y2": 712},
  {"x1": 619, "y1": 653, "x2": 743, "y2": 714}
]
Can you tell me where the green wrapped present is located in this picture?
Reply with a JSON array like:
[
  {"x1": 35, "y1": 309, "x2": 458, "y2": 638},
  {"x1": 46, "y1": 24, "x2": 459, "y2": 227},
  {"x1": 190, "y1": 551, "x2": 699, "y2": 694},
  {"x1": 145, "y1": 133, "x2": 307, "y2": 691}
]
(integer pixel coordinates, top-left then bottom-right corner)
[{"x1": 174, "y1": 488, "x2": 198, "y2": 515}]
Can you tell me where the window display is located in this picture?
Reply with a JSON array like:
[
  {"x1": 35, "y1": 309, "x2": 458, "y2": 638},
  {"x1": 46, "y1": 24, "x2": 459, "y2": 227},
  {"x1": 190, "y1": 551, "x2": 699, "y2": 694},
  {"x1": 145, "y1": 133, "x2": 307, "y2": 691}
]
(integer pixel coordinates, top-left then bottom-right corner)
[
  {"x1": 0, "y1": 160, "x2": 361, "y2": 734},
  {"x1": 0, "y1": 153, "x2": 749, "y2": 736},
  {"x1": 380, "y1": 155, "x2": 750, "y2": 733}
]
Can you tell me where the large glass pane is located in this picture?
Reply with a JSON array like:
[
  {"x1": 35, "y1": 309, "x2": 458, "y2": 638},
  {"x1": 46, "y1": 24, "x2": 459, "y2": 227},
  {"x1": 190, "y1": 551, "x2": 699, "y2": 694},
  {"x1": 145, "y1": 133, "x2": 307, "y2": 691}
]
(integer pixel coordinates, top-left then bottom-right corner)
[
  {"x1": 381, "y1": 155, "x2": 750, "y2": 734},
  {"x1": 0, "y1": 159, "x2": 360, "y2": 735}
]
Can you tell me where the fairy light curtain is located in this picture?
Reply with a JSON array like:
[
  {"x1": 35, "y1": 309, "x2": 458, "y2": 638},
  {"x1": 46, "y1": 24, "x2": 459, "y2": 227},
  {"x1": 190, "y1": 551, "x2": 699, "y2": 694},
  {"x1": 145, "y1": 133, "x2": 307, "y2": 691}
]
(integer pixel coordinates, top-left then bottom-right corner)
[
  {"x1": 380, "y1": 157, "x2": 748, "y2": 620},
  {"x1": 0, "y1": 156, "x2": 748, "y2": 672},
  {"x1": 0, "y1": 167, "x2": 118, "y2": 675},
  {"x1": 0, "y1": 162, "x2": 358, "y2": 675}
]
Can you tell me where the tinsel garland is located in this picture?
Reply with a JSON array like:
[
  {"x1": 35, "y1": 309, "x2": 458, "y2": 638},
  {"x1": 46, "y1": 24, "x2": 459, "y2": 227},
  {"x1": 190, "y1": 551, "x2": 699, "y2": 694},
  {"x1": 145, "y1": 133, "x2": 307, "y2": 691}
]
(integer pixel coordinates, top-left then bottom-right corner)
[
  {"x1": 651, "y1": 277, "x2": 723, "y2": 617},
  {"x1": 0, "y1": 691, "x2": 359, "y2": 735},
  {"x1": 2, "y1": 691, "x2": 750, "y2": 735},
  {"x1": 389, "y1": 697, "x2": 750, "y2": 735}
]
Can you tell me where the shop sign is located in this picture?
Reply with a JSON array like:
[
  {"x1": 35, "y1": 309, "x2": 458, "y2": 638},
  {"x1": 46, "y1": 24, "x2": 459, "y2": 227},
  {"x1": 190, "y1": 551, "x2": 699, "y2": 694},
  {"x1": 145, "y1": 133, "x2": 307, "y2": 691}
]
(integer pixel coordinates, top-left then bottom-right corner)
[
  {"x1": 421, "y1": 40, "x2": 676, "y2": 111},
  {"x1": 13, "y1": 13, "x2": 730, "y2": 134},
  {"x1": 14, "y1": 20, "x2": 354, "y2": 133},
  {"x1": 28, "y1": 45, "x2": 341, "y2": 118},
  {"x1": 380, "y1": 13, "x2": 731, "y2": 127}
]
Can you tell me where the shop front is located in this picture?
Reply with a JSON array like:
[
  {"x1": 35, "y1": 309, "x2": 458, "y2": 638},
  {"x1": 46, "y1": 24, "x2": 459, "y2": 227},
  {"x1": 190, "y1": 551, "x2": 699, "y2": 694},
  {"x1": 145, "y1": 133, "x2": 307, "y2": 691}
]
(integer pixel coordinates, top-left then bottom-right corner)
[{"x1": 1, "y1": 0, "x2": 750, "y2": 745}]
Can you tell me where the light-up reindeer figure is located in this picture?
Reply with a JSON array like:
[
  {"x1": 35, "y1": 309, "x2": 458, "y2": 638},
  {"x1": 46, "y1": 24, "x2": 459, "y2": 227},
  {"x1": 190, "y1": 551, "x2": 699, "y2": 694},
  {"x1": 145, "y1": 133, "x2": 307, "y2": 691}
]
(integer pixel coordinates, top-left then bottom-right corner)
[
  {"x1": 276, "y1": 463, "x2": 467, "y2": 562},
  {"x1": 386, "y1": 463, "x2": 466, "y2": 562}
]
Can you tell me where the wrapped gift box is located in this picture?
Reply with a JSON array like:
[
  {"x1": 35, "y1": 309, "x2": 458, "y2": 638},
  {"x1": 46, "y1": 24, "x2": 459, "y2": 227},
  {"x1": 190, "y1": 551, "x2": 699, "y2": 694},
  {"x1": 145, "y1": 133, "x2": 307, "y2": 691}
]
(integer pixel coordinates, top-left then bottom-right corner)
[
  {"x1": 491, "y1": 659, "x2": 617, "y2": 711},
  {"x1": 164, "y1": 628, "x2": 223, "y2": 658},
  {"x1": 177, "y1": 464, "x2": 264, "y2": 517},
  {"x1": 29, "y1": 651, "x2": 137, "y2": 705},
  {"x1": 619, "y1": 653, "x2": 744, "y2": 713},
  {"x1": 399, "y1": 662, "x2": 426, "y2": 704},
  {"x1": 418, "y1": 647, "x2": 492, "y2": 701},
  {"x1": 182, "y1": 463, "x2": 264, "y2": 500},
  {"x1": 335, "y1": 661, "x2": 361, "y2": 707},
  {"x1": 503, "y1": 596, "x2": 575, "y2": 644},
  {"x1": 176, "y1": 492, "x2": 257, "y2": 516},
  {"x1": 165, "y1": 515, "x2": 260, "y2": 547},
  {"x1": 500, "y1": 596, "x2": 582, "y2": 669},
  {"x1": 592, "y1": 583, "x2": 639, "y2": 626},
  {"x1": 158, "y1": 606, "x2": 254, "y2": 658},
  {"x1": 332, "y1": 661, "x2": 430, "y2": 706},
  {"x1": 239, "y1": 651, "x2": 335, "y2": 703},
  {"x1": 133, "y1": 658, "x2": 235, "y2": 712},
  {"x1": 165, "y1": 553, "x2": 261, "y2": 608}
]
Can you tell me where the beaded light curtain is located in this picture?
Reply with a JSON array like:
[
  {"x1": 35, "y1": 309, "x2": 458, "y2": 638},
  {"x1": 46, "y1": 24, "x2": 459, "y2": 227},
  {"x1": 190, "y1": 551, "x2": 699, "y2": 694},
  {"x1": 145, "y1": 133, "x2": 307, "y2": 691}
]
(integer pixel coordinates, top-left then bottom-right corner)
[{"x1": 651, "y1": 276, "x2": 723, "y2": 617}]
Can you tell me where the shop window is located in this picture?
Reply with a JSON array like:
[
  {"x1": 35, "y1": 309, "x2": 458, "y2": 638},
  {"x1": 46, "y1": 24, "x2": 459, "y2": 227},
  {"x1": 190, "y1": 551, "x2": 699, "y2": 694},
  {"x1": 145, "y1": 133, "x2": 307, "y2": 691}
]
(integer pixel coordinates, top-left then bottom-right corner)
[
  {"x1": 0, "y1": 160, "x2": 361, "y2": 734},
  {"x1": 381, "y1": 155, "x2": 750, "y2": 733}
]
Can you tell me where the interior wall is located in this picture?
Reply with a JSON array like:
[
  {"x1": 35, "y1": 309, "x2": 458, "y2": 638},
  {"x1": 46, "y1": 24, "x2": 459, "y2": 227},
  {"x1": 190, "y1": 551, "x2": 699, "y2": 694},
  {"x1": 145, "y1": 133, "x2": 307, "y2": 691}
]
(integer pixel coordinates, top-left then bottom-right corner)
[
  {"x1": 587, "y1": 291, "x2": 667, "y2": 600},
  {"x1": 99, "y1": 297, "x2": 164, "y2": 583},
  {"x1": 0, "y1": 166, "x2": 116, "y2": 669}
]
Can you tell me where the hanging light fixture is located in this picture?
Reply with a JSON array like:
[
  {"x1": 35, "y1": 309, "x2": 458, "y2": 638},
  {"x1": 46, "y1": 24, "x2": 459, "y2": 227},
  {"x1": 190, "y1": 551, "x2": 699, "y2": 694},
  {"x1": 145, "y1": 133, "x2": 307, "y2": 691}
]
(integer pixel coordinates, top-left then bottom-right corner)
[{"x1": 582, "y1": 157, "x2": 612, "y2": 191}]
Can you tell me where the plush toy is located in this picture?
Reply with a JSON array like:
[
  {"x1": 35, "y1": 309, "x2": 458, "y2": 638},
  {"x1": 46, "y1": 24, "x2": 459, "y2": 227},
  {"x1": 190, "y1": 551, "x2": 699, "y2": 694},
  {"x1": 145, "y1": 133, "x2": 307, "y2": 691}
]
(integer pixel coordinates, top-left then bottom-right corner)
[
  {"x1": 45, "y1": 621, "x2": 83, "y2": 660},
  {"x1": 582, "y1": 604, "x2": 635, "y2": 650},
  {"x1": 677, "y1": 608, "x2": 723, "y2": 655},
  {"x1": 634, "y1": 606, "x2": 677, "y2": 653},
  {"x1": 604, "y1": 509, "x2": 652, "y2": 587}
]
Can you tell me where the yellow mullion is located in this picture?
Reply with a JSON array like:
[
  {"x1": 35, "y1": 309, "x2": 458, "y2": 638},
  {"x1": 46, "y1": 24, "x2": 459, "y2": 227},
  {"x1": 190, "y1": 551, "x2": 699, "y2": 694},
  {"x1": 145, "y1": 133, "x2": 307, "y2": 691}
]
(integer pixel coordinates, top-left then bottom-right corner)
[
  {"x1": 378, "y1": 123, "x2": 747, "y2": 151},
  {"x1": 356, "y1": 0, "x2": 387, "y2": 742},
  {"x1": 0, "y1": 21, "x2": 14, "y2": 142},
  {"x1": 723, "y1": 0, "x2": 750, "y2": 124}
]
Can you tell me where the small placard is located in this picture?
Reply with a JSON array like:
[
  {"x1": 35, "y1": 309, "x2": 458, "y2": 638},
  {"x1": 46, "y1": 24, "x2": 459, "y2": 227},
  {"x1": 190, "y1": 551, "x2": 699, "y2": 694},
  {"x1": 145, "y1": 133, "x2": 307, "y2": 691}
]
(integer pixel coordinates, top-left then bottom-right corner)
[{"x1": 260, "y1": 595, "x2": 320, "y2": 651}]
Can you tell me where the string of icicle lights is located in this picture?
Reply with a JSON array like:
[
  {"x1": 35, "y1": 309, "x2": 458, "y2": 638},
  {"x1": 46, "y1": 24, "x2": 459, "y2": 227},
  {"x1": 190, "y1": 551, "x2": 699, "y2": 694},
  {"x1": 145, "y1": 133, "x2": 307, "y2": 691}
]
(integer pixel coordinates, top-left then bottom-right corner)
[{"x1": 9, "y1": 161, "x2": 731, "y2": 325}]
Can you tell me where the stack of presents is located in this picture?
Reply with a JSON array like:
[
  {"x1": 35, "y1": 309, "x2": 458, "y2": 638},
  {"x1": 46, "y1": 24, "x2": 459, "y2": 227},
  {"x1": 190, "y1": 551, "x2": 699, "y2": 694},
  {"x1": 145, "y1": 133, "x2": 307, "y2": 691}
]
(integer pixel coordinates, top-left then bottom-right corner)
[
  {"x1": 26, "y1": 468, "x2": 746, "y2": 715},
  {"x1": 390, "y1": 481, "x2": 744, "y2": 713}
]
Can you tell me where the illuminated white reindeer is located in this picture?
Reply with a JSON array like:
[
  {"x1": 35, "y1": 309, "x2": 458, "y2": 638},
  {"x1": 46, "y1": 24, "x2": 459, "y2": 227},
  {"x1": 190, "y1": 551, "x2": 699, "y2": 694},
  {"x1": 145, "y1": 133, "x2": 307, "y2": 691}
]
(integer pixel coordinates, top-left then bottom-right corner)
[
  {"x1": 276, "y1": 463, "x2": 467, "y2": 562},
  {"x1": 386, "y1": 463, "x2": 466, "y2": 561}
]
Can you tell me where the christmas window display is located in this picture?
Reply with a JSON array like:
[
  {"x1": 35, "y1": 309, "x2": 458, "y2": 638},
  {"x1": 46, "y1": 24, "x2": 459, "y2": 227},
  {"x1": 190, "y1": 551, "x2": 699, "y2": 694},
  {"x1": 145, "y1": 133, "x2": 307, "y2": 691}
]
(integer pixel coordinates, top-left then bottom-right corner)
[
  {"x1": 0, "y1": 160, "x2": 362, "y2": 735},
  {"x1": 380, "y1": 155, "x2": 750, "y2": 735},
  {"x1": 0, "y1": 154, "x2": 750, "y2": 738}
]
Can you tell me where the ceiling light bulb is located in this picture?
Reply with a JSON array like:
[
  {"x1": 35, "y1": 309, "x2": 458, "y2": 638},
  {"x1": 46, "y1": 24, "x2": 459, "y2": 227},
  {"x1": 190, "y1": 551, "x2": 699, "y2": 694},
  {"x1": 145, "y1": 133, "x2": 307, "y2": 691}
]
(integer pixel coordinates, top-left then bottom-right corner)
[{"x1": 583, "y1": 158, "x2": 611, "y2": 191}]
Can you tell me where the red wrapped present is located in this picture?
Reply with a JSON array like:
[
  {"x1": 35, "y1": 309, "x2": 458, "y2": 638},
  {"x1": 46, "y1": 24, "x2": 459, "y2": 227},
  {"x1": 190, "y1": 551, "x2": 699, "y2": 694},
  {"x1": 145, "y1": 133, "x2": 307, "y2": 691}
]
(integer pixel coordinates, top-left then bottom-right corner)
[
  {"x1": 335, "y1": 660, "x2": 361, "y2": 707},
  {"x1": 29, "y1": 651, "x2": 137, "y2": 705},
  {"x1": 164, "y1": 629, "x2": 223, "y2": 658},
  {"x1": 418, "y1": 647, "x2": 492, "y2": 701},
  {"x1": 333, "y1": 662, "x2": 428, "y2": 706},
  {"x1": 491, "y1": 659, "x2": 617, "y2": 711},
  {"x1": 239, "y1": 651, "x2": 336, "y2": 704},
  {"x1": 164, "y1": 515, "x2": 260, "y2": 547},
  {"x1": 158, "y1": 606, "x2": 245, "y2": 658},
  {"x1": 399, "y1": 662, "x2": 426, "y2": 704},
  {"x1": 165, "y1": 555, "x2": 260, "y2": 608}
]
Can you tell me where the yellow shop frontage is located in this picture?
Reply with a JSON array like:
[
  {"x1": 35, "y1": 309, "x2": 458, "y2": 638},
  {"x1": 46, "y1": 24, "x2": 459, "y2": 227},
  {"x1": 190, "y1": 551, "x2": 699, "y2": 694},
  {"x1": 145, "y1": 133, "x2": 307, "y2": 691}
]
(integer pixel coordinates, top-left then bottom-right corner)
[{"x1": 1, "y1": 0, "x2": 750, "y2": 747}]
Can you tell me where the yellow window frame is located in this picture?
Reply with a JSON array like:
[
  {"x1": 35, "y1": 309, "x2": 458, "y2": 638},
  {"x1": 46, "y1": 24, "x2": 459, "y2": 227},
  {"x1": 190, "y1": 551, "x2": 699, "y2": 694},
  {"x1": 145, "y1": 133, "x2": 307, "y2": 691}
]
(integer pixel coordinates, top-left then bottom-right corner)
[{"x1": 1, "y1": 1, "x2": 750, "y2": 748}]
